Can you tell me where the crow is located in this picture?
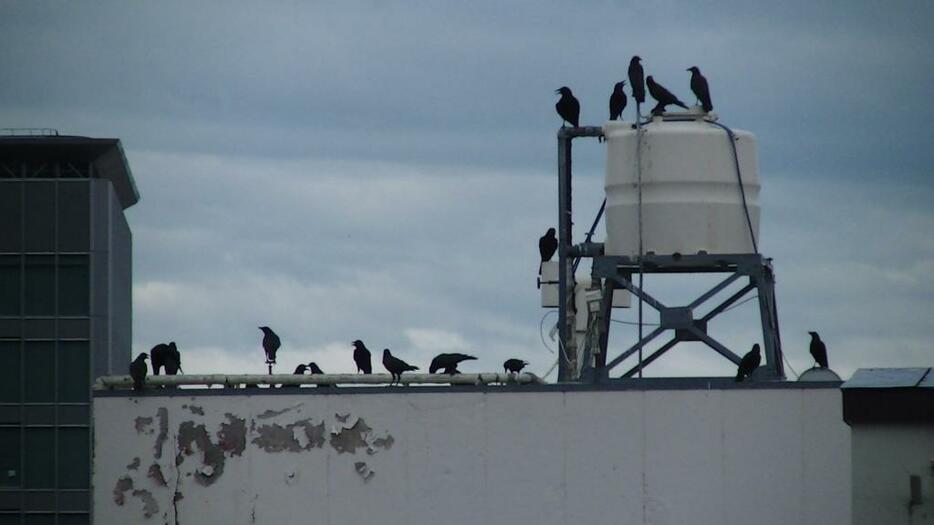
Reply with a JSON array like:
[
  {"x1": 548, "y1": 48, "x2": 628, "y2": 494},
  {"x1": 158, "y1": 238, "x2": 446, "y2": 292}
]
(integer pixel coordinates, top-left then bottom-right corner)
[
  {"x1": 382, "y1": 349, "x2": 419, "y2": 385},
  {"x1": 503, "y1": 358, "x2": 529, "y2": 374},
  {"x1": 609, "y1": 81, "x2": 628, "y2": 120},
  {"x1": 130, "y1": 353, "x2": 148, "y2": 391},
  {"x1": 808, "y1": 331, "x2": 828, "y2": 368},
  {"x1": 687, "y1": 66, "x2": 713, "y2": 112},
  {"x1": 539, "y1": 227, "x2": 558, "y2": 274},
  {"x1": 429, "y1": 353, "x2": 478, "y2": 375},
  {"x1": 735, "y1": 344, "x2": 761, "y2": 382},
  {"x1": 308, "y1": 362, "x2": 330, "y2": 387},
  {"x1": 150, "y1": 342, "x2": 182, "y2": 375},
  {"x1": 646, "y1": 76, "x2": 688, "y2": 115},
  {"x1": 628, "y1": 56, "x2": 645, "y2": 105},
  {"x1": 282, "y1": 363, "x2": 308, "y2": 388},
  {"x1": 259, "y1": 326, "x2": 280, "y2": 364},
  {"x1": 352, "y1": 340, "x2": 372, "y2": 374},
  {"x1": 555, "y1": 87, "x2": 580, "y2": 127}
]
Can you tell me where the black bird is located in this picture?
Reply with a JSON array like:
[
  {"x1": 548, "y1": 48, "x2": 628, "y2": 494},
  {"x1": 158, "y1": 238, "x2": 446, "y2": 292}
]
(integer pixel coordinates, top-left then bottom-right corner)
[
  {"x1": 382, "y1": 349, "x2": 419, "y2": 385},
  {"x1": 555, "y1": 87, "x2": 580, "y2": 127},
  {"x1": 609, "y1": 81, "x2": 628, "y2": 121},
  {"x1": 735, "y1": 344, "x2": 761, "y2": 382},
  {"x1": 628, "y1": 56, "x2": 645, "y2": 105},
  {"x1": 259, "y1": 326, "x2": 280, "y2": 364},
  {"x1": 308, "y1": 362, "x2": 330, "y2": 387},
  {"x1": 429, "y1": 353, "x2": 478, "y2": 375},
  {"x1": 687, "y1": 66, "x2": 713, "y2": 112},
  {"x1": 808, "y1": 331, "x2": 828, "y2": 368},
  {"x1": 150, "y1": 342, "x2": 182, "y2": 375},
  {"x1": 282, "y1": 363, "x2": 308, "y2": 388},
  {"x1": 646, "y1": 76, "x2": 688, "y2": 115},
  {"x1": 352, "y1": 340, "x2": 372, "y2": 374},
  {"x1": 539, "y1": 228, "x2": 558, "y2": 274},
  {"x1": 130, "y1": 353, "x2": 148, "y2": 392},
  {"x1": 503, "y1": 358, "x2": 529, "y2": 374}
]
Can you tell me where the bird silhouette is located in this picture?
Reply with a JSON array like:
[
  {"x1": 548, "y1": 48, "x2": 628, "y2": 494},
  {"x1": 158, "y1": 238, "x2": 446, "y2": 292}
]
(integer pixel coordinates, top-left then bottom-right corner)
[
  {"x1": 429, "y1": 353, "x2": 478, "y2": 375},
  {"x1": 150, "y1": 342, "x2": 182, "y2": 375},
  {"x1": 130, "y1": 353, "x2": 148, "y2": 391},
  {"x1": 808, "y1": 331, "x2": 828, "y2": 368},
  {"x1": 503, "y1": 358, "x2": 529, "y2": 374},
  {"x1": 307, "y1": 362, "x2": 329, "y2": 387},
  {"x1": 281, "y1": 363, "x2": 308, "y2": 388},
  {"x1": 609, "y1": 81, "x2": 628, "y2": 120},
  {"x1": 555, "y1": 87, "x2": 580, "y2": 127},
  {"x1": 539, "y1": 227, "x2": 558, "y2": 272},
  {"x1": 259, "y1": 326, "x2": 280, "y2": 365},
  {"x1": 687, "y1": 66, "x2": 713, "y2": 112},
  {"x1": 628, "y1": 56, "x2": 645, "y2": 105},
  {"x1": 735, "y1": 344, "x2": 761, "y2": 382},
  {"x1": 382, "y1": 349, "x2": 419, "y2": 385},
  {"x1": 352, "y1": 340, "x2": 372, "y2": 374},
  {"x1": 646, "y1": 76, "x2": 688, "y2": 115}
]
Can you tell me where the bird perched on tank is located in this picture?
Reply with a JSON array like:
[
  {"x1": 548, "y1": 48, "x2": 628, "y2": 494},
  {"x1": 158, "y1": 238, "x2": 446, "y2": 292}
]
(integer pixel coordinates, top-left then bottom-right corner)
[
  {"x1": 130, "y1": 353, "x2": 149, "y2": 392},
  {"x1": 646, "y1": 76, "x2": 688, "y2": 115},
  {"x1": 382, "y1": 349, "x2": 419, "y2": 385},
  {"x1": 150, "y1": 342, "x2": 182, "y2": 375},
  {"x1": 628, "y1": 56, "x2": 645, "y2": 105},
  {"x1": 503, "y1": 358, "x2": 529, "y2": 374},
  {"x1": 687, "y1": 66, "x2": 713, "y2": 113},
  {"x1": 352, "y1": 340, "x2": 372, "y2": 374},
  {"x1": 539, "y1": 227, "x2": 558, "y2": 273},
  {"x1": 259, "y1": 326, "x2": 280, "y2": 364},
  {"x1": 609, "y1": 81, "x2": 628, "y2": 121},
  {"x1": 429, "y1": 353, "x2": 478, "y2": 375},
  {"x1": 735, "y1": 344, "x2": 761, "y2": 382},
  {"x1": 808, "y1": 331, "x2": 828, "y2": 368},
  {"x1": 555, "y1": 87, "x2": 580, "y2": 128}
]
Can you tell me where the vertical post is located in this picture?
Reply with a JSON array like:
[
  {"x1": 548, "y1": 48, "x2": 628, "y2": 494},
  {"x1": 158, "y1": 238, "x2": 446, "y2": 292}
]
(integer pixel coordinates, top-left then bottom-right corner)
[
  {"x1": 557, "y1": 131, "x2": 577, "y2": 381},
  {"x1": 755, "y1": 262, "x2": 785, "y2": 378}
]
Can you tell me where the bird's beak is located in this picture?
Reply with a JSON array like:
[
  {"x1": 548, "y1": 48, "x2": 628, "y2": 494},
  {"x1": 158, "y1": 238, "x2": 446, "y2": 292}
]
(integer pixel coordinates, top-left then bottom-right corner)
[{"x1": 554, "y1": 89, "x2": 561, "y2": 94}]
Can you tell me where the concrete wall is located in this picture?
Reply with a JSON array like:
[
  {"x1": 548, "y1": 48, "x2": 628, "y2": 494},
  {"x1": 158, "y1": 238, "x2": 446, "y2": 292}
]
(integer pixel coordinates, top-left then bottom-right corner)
[
  {"x1": 93, "y1": 386, "x2": 851, "y2": 525},
  {"x1": 852, "y1": 425, "x2": 934, "y2": 525}
]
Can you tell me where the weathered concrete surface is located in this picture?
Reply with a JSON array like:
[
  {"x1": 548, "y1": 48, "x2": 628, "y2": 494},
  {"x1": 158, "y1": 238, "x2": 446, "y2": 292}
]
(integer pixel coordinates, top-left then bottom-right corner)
[{"x1": 93, "y1": 388, "x2": 851, "y2": 525}]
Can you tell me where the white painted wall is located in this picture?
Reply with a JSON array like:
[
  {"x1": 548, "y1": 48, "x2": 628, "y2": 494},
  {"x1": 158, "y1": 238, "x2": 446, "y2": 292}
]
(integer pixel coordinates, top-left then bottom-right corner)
[
  {"x1": 851, "y1": 425, "x2": 934, "y2": 525},
  {"x1": 93, "y1": 387, "x2": 850, "y2": 525}
]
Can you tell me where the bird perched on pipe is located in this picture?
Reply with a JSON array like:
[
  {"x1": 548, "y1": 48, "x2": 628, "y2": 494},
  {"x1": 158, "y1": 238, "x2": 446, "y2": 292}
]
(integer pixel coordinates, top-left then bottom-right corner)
[
  {"x1": 646, "y1": 76, "x2": 688, "y2": 115},
  {"x1": 150, "y1": 341, "x2": 182, "y2": 375},
  {"x1": 609, "y1": 81, "x2": 628, "y2": 121},
  {"x1": 687, "y1": 66, "x2": 713, "y2": 113},
  {"x1": 282, "y1": 363, "x2": 308, "y2": 388},
  {"x1": 259, "y1": 326, "x2": 280, "y2": 365},
  {"x1": 429, "y1": 353, "x2": 478, "y2": 375},
  {"x1": 130, "y1": 353, "x2": 148, "y2": 392},
  {"x1": 735, "y1": 344, "x2": 761, "y2": 382},
  {"x1": 555, "y1": 87, "x2": 580, "y2": 128},
  {"x1": 308, "y1": 362, "x2": 330, "y2": 387},
  {"x1": 628, "y1": 56, "x2": 645, "y2": 105},
  {"x1": 539, "y1": 227, "x2": 557, "y2": 274},
  {"x1": 503, "y1": 358, "x2": 529, "y2": 374},
  {"x1": 808, "y1": 331, "x2": 828, "y2": 368},
  {"x1": 352, "y1": 340, "x2": 372, "y2": 374},
  {"x1": 382, "y1": 349, "x2": 419, "y2": 385}
]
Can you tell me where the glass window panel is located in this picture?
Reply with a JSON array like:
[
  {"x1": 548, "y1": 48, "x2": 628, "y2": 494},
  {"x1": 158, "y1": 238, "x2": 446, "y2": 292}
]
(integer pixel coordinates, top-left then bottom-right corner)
[
  {"x1": 23, "y1": 407, "x2": 54, "y2": 426},
  {"x1": 57, "y1": 406, "x2": 88, "y2": 426},
  {"x1": 57, "y1": 183, "x2": 89, "y2": 252},
  {"x1": 0, "y1": 428, "x2": 20, "y2": 487},
  {"x1": 58, "y1": 341, "x2": 88, "y2": 402},
  {"x1": 58, "y1": 256, "x2": 88, "y2": 316},
  {"x1": 0, "y1": 491, "x2": 19, "y2": 510},
  {"x1": 0, "y1": 514, "x2": 21, "y2": 525},
  {"x1": 23, "y1": 257, "x2": 54, "y2": 316},
  {"x1": 58, "y1": 428, "x2": 89, "y2": 489},
  {"x1": 23, "y1": 342, "x2": 53, "y2": 403},
  {"x1": 23, "y1": 428, "x2": 53, "y2": 489},
  {"x1": 24, "y1": 182, "x2": 55, "y2": 252},
  {"x1": 0, "y1": 256, "x2": 20, "y2": 316},
  {"x1": 59, "y1": 514, "x2": 90, "y2": 525},
  {"x1": 0, "y1": 341, "x2": 20, "y2": 403},
  {"x1": 0, "y1": 182, "x2": 22, "y2": 252},
  {"x1": 24, "y1": 514, "x2": 55, "y2": 525}
]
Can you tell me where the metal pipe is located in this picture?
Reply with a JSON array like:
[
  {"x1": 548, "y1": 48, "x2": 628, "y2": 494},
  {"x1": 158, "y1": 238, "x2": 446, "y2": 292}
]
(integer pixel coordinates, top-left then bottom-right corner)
[{"x1": 94, "y1": 372, "x2": 546, "y2": 389}]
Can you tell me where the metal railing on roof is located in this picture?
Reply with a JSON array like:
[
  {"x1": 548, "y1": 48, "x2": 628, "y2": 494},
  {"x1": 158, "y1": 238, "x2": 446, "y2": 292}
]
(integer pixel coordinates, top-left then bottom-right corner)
[{"x1": 1, "y1": 128, "x2": 60, "y2": 136}]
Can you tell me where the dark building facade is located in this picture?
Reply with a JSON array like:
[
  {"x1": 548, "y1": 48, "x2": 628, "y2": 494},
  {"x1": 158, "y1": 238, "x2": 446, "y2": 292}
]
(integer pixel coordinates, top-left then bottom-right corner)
[{"x1": 0, "y1": 133, "x2": 138, "y2": 524}]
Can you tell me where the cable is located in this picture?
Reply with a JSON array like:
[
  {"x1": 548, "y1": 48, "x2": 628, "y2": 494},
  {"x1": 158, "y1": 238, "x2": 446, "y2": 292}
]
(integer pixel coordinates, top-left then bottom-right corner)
[
  {"x1": 635, "y1": 101, "x2": 645, "y2": 378},
  {"x1": 707, "y1": 120, "x2": 759, "y2": 255},
  {"x1": 721, "y1": 295, "x2": 759, "y2": 313},
  {"x1": 539, "y1": 310, "x2": 557, "y2": 355},
  {"x1": 611, "y1": 318, "x2": 660, "y2": 327},
  {"x1": 782, "y1": 353, "x2": 799, "y2": 380}
]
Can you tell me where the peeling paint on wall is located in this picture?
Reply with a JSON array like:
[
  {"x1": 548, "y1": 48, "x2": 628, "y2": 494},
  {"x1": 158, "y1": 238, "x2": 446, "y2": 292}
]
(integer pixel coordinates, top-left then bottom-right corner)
[
  {"x1": 177, "y1": 421, "x2": 227, "y2": 486},
  {"x1": 154, "y1": 407, "x2": 169, "y2": 459},
  {"x1": 131, "y1": 489, "x2": 159, "y2": 518},
  {"x1": 218, "y1": 413, "x2": 247, "y2": 456},
  {"x1": 252, "y1": 418, "x2": 327, "y2": 453},
  {"x1": 134, "y1": 416, "x2": 153, "y2": 434},
  {"x1": 256, "y1": 404, "x2": 303, "y2": 420},
  {"x1": 113, "y1": 476, "x2": 133, "y2": 505},
  {"x1": 184, "y1": 404, "x2": 205, "y2": 416},
  {"x1": 148, "y1": 464, "x2": 167, "y2": 486},
  {"x1": 354, "y1": 461, "x2": 375, "y2": 482},
  {"x1": 126, "y1": 457, "x2": 140, "y2": 470}
]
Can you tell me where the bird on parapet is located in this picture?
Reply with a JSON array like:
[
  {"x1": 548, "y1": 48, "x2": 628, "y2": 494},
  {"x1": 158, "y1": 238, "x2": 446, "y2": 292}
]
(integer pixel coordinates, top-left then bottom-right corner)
[
  {"x1": 609, "y1": 81, "x2": 628, "y2": 121},
  {"x1": 735, "y1": 344, "x2": 761, "y2": 382},
  {"x1": 352, "y1": 340, "x2": 373, "y2": 374},
  {"x1": 687, "y1": 66, "x2": 713, "y2": 112},
  {"x1": 647, "y1": 76, "x2": 688, "y2": 115},
  {"x1": 809, "y1": 331, "x2": 828, "y2": 368},
  {"x1": 555, "y1": 87, "x2": 580, "y2": 128},
  {"x1": 503, "y1": 358, "x2": 529, "y2": 374},
  {"x1": 429, "y1": 353, "x2": 478, "y2": 375},
  {"x1": 130, "y1": 353, "x2": 149, "y2": 392},
  {"x1": 259, "y1": 326, "x2": 280, "y2": 366},
  {"x1": 383, "y1": 349, "x2": 419, "y2": 385},
  {"x1": 150, "y1": 341, "x2": 182, "y2": 375}
]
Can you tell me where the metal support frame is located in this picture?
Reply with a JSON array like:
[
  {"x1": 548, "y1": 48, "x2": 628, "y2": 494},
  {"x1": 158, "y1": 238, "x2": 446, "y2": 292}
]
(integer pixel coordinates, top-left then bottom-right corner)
[
  {"x1": 556, "y1": 126, "x2": 603, "y2": 382},
  {"x1": 581, "y1": 252, "x2": 784, "y2": 381}
]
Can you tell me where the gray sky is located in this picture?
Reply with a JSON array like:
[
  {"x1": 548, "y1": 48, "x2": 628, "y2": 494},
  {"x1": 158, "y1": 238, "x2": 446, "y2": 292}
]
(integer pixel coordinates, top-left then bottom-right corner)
[{"x1": 2, "y1": 1, "x2": 932, "y2": 379}]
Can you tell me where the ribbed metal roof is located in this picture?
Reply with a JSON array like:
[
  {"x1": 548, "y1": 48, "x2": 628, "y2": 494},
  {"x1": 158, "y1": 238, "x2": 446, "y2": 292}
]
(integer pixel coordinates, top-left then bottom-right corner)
[{"x1": 842, "y1": 367, "x2": 932, "y2": 389}]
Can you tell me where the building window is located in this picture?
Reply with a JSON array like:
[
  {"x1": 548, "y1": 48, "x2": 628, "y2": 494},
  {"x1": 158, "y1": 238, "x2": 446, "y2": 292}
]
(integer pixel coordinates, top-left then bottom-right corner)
[
  {"x1": 58, "y1": 342, "x2": 89, "y2": 403},
  {"x1": 23, "y1": 342, "x2": 53, "y2": 403},
  {"x1": 23, "y1": 429, "x2": 53, "y2": 489},
  {"x1": 0, "y1": 257, "x2": 19, "y2": 316},
  {"x1": 23, "y1": 257, "x2": 54, "y2": 317},
  {"x1": 58, "y1": 256, "x2": 89, "y2": 316},
  {"x1": 23, "y1": 182, "x2": 54, "y2": 252},
  {"x1": 57, "y1": 428, "x2": 89, "y2": 489},
  {"x1": 0, "y1": 428, "x2": 19, "y2": 488},
  {"x1": 57, "y1": 183, "x2": 89, "y2": 252},
  {"x1": 0, "y1": 342, "x2": 19, "y2": 403},
  {"x1": 0, "y1": 182, "x2": 22, "y2": 252}
]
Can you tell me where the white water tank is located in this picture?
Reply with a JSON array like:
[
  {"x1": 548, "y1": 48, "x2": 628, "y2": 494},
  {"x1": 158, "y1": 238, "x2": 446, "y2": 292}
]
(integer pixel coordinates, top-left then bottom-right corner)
[{"x1": 604, "y1": 117, "x2": 760, "y2": 257}]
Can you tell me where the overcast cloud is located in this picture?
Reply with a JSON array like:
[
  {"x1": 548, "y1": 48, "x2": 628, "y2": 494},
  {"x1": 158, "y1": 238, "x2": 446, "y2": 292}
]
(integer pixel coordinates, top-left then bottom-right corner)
[{"x1": 1, "y1": 1, "x2": 932, "y2": 380}]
